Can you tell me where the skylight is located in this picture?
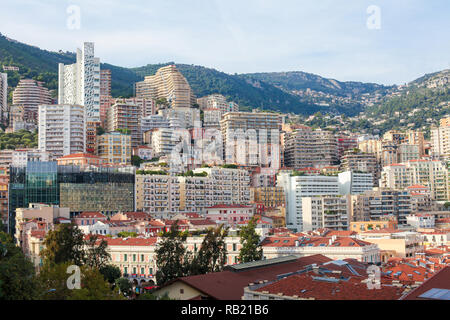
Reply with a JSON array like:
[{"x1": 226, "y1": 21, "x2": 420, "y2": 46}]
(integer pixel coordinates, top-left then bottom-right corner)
[{"x1": 418, "y1": 288, "x2": 450, "y2": 300}]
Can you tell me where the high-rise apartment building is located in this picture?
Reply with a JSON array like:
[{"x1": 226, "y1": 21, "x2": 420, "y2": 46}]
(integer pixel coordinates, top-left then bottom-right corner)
[
  {"x1": 193, "y1": 166, "x2": 251, "y2": 205},
  {"x1": 220, "y1": 112, "x2": 282, "y2": 167},
  {"x1": 340, "y1": 149, "x2": 379, "y2": 178},
  {"x1": 135, "y1": 64, "x2": 196, "y2": 108},
  {"x1": 114, "y1": 97, "x2": 155, "y2": 118},
  {"x1": 302, "y1": 195, "x2": 350, "y2": 231},
  {"x1": 86, "y1": 121, "x2": 101, "y2": 154},
  {"x1": 38, "y1": 104, "x2": 86, "y2": 159},
  {"x1": 338, "y1": 171, "x2": 374, "y2": 195},
  {"x1": 12, "y1": 79, "x2": 52, "y2": 123},
  {"x1": 136, "y1": 174, "x2": 180, "y2": 214},
  {"x1": 106, "y1": 102, "x2": 141, "y2": 148},
  {"x1": 58, "y1": 42, "x2": 100, "y2": 122},
  {"x1": 380, "y1": 160, "x2": 450, "y2": 201},
  {"x1": 0, "y1": 73, "x2": 7, "y2": 123},
  {"x1": 337, "y1": 134, "x2": 358, "y2": 159},
  {"x1": 351, "y1": 188, "x2": 412, "y2": 224},
  {"x1": 151, "y1": 128, "x2": 177, "y2": 157},
  {"x1": 178, "y1": 176, "x2": 214, "y2": 212},
  {"x1": 284, "y1": 128, "x2": 338, "y2": 169},
  {"x1": 141, "y1": 115, "x2": 170, "y2": 134},
  {"x1": 251, "y1": 186, "x2": 285, "y2": 208},
  {"x1": 277, "y1": 172, "x2": 340, "y2": 232},
  {"x1": 197, "y1": 94, "x2": 239, "y2": 114},
  {"x1": 431, "y1": 124, "x2": 450, "y2": 160},
  {"x1": 96, "y1": 132, "x2": 131, "y2": 165},
  {"x1": 100, "y1": 69, "x2": 111, "y2": 97},
  {"x1": 203, "y1": 108, "x2": 222, "y2": 129}
]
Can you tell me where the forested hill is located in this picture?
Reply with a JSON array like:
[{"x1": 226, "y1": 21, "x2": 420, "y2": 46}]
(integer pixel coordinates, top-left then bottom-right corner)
[{"x1": 1, "y1": 33, "x2": 448, "y2": 119}]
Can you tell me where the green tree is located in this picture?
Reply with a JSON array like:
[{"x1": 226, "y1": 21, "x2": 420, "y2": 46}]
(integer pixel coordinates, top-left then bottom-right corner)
[
  {"x1": 155, "y1": 221, "x2": 191, "y2": 286},
  {"x1": 190, "y1": 225, "x2": 229, "y2": 275},
  {"x1": 99, "y1": 265, "x2": 122, "y2": 285},
  {"x1": 96, "y1": 126, "x2": 105, "y2": 136},
  {"x1": 131, "y1": 155, "x2": 144, "y2": 167},
  {"x1": 0, "y1": 229, "x2": 41, "y2": 300},
  {"x1": 238, "y1": 217, "x2": 263, "y2": 263},
  {"x1": 40, "y1": 223, "x2": 85, "y2": 267},
  {"x1": 115, "y1": 277, "x2": 133, "y2": 297},
  {"x1": 68, "y1": 267, "x2": 123, "y2": 300},
  {"x1": 38, "y1": 262, "x2": 76, "y2": 300},
  {"x1": 84, "y1": 235, "x2": 111, "y2": 270}
]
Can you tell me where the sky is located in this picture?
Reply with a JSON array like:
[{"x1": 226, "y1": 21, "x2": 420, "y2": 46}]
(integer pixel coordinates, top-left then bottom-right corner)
[{"x1": 0, "y1": 0, "x2": 449, "y2": 85}]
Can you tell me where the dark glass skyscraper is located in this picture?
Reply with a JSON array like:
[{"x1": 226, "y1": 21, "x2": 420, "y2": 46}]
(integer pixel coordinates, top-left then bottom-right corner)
[{"x1": 8, "y1": 162, "x2": 135, "y2": 233}]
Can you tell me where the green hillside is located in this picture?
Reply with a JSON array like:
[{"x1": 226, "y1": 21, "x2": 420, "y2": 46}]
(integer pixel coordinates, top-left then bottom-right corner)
[
  {"x1": 241, "y1": 71, "x2": 392, "y2": 97},
  {"x1": 132, "y1": 63, "x2": 325, "y2": 114},
  {"x1": 1, "y1": 33, "x2": 448, "y2": 120}
]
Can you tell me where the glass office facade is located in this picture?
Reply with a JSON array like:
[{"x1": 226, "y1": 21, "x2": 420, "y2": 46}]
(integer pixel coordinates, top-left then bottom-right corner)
[
  {"x1": 8, "y1": 162, "x2": 135, "y2": 233},
  {"x1": 58, "y1": 165, "x2": 135, "y2": 214}
]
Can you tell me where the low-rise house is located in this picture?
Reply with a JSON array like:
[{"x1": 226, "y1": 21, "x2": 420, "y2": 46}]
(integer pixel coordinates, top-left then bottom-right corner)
[
  {"x1": 418, "y1": 229, "x2": 450, "y2": 247},
  {"x1": 79, "y1": 220, "x2": 110, "y2": 235},
  {"x1": 153, "y1": 255, "x2": 333, "y2": 300},
  {"x1": 359, "y1": 229, "x2": 424, "y2": 260},
  {"x1": 261, "y1": 234, "x2": 380, "y2": 263},
  {"x1": 204, "y1": 204, "x2": 254, "y2": 227},
  {"x1": 73, "y1": 211, "x2": 107, "y2": 226}
]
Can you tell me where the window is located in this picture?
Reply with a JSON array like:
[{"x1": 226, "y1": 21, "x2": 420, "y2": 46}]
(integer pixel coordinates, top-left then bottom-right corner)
[
  {"x1": 141, "y1": 254, "x2": 145, "y2": 262},
  {"x1": 180, "y1": 289, "x2": 184, "y2": 294},
  {"x1": 133, "y1": 254, "x2": 136, "y2": 262},
  {"x1": 124, "y1": 254, "x2": 127, "y2": 262},
  {"x1": 133, "y1": 267, "x2": 137, "y2": 274},
  {"x1": 141, "y1": 268, "x2": 144, "y2": 275}
]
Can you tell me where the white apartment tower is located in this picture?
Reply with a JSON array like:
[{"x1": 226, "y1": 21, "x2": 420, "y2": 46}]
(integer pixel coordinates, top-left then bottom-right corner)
[
  {"x1": 277, "y1": 172, "x2": 339, "y2": 232},
  {"x1": 58, "y1": 42, "x2": 100, "y2": 122},
  {"x1": 38, "y1": 104, "x2": 86, "y2": 159},
  {"x1": 0, "y1": 73, "x2": 7, "y2": 123}
]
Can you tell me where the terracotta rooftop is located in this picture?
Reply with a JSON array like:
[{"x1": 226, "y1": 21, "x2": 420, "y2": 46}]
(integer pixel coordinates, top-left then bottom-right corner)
[
  {"x1": 105, "y1": 237, "x2": 158, "y2": 246},
  {"x1": 261, "y1": 236, "x2": 373, "y2": 248},
  {"x1": 76, "y1": 212, "x2": 106, "y2": 219},
  {"x1": 206, "y1": 204, "x2": 254, "y2": 209},
  {"x1": 402, "y1": 266, "x2": 450, "y2": 300},
  {"x1": 57, "y1": 153, "x2": 102, "y2": 159},
  {"x1": 188, "y1": 219, "x2": 217, "y2": 226},
  {"x1": 254, "y1": 272, "x2": 404, "y2": 300},
  {"x1": 158, "y1": 254, "x2": 332, "y2": 300}
]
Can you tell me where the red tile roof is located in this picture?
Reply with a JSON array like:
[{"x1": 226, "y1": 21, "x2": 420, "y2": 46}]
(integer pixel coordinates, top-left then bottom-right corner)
[
  {"x1": 402, "y1": 266, "x2": 450, "y2": 300},
  {"x1": 57, "y1": 153, "x2": 102, "y2": 159},
  {"x1": 206, "y1": 204, "x2": 253, "y2": 209},
  {"x1": 261, "y1": 236, "x2": 373, "y2": 248},
  {"x1": 188, "y1": 219, "x2": 217, "y2": 226},
  {"x1": 254, "y1": 273, "x2": 404, "y2": 300},
  {"x1": 159, "y1": 255, "x2": 332, "y2": 300},
  {"x1": 76, "y1": 212, "x2": 106, "y2": 219},
  {"x1": 124, "y1": 212, "x2": 151, "y2": 220},
  {"x1": 104, "y1": 237, "x2": 158, "y2": 246}
]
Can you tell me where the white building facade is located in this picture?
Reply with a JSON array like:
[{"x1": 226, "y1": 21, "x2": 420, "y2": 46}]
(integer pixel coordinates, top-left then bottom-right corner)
[
  {"x1": 58, "y1": 42, "x2": 100, "y2": 122},
  {"x1": 38, "y1": 104, "x2": 86, "y2": 158}
]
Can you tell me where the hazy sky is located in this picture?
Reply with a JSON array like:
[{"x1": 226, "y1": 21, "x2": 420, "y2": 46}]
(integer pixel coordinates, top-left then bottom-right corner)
[{"x1": 1, "y1": 0, "x2": 449, "y2": 85}]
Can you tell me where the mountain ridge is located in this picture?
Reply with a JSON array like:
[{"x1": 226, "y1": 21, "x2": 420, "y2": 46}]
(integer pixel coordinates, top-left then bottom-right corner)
[{"x1": 1, "y1": 33, "x2": 447, "y2": 119}]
